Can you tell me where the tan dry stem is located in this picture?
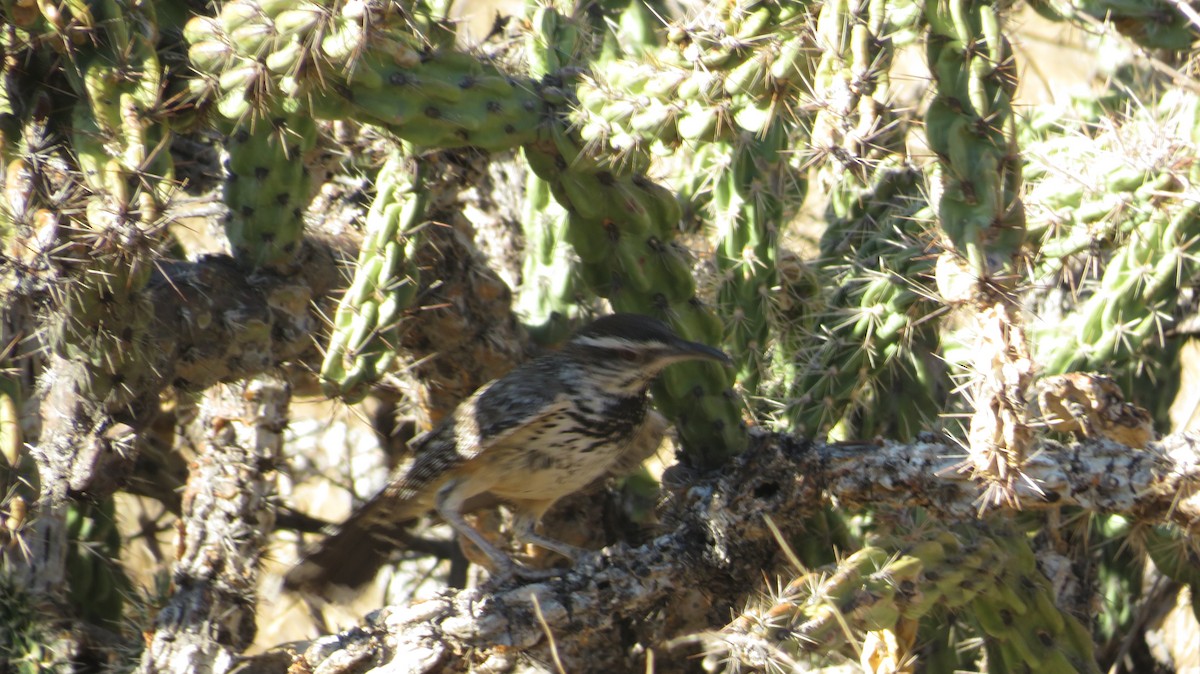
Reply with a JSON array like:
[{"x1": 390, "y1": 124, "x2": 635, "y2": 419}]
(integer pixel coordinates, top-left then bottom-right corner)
[{"x1": 966, "y1": 302, "x2": 1035, "y2": 510}]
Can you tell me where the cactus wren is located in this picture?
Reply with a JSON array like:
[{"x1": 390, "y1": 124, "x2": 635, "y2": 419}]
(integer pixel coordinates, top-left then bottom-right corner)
[{"x1": 284, "y1": 313, "x2": 730, "y2": 591}]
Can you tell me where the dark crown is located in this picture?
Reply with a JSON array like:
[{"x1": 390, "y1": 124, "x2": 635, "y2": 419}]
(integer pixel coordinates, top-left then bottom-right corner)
[{"x1": 570, "y1": 313, "x2": 680, "y2": 345}]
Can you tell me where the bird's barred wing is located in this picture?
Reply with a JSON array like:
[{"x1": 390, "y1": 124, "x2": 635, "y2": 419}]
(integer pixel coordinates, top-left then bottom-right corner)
[
  {"x1": 454, "y1": 359, "x2": 570, "y2": 457},
  {"x1": 384, "y1": 358, "x2": 570, "y2": 498}
]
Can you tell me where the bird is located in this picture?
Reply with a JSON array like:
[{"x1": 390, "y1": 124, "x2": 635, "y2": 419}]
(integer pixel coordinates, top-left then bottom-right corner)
[{"x1": 284, "y1": 312, "x2": 731, "y2": 592}]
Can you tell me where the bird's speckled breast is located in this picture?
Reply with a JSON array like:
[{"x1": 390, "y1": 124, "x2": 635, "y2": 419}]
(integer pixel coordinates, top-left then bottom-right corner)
[{"x1": 483, "y1": 391, "x2": 648, "y2": 501}]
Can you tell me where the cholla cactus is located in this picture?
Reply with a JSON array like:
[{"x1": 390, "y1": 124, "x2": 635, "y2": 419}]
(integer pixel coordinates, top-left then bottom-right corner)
[
  {"x1": 705, "y1": 521, "x2": 1099, "y2": 673},
  {"x1": 3, "y1": 0, "x2": 1200, "y2": 671}
]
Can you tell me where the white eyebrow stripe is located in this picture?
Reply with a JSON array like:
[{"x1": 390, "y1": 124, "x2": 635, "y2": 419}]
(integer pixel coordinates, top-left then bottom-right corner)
[{"x1": 571, "y1": 335, "x2": 663, "y2": 350}]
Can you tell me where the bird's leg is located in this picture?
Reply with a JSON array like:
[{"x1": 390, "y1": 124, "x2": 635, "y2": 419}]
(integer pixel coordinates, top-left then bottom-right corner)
[
  {"x1": 435, "y1": 480, "x2": 520, "y2": 578},
  {"x1": 510, "y1": 500, "x2": 585, "y2": 565}
]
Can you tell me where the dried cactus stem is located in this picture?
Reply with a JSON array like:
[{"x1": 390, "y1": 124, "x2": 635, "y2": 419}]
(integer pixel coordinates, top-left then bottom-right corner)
[
  {"x1": 925, "y1": 0, "x2": 1032, "y2": 500},
  {"x1": 139, "y1": 376, "x2": 289, "y2": 671}
]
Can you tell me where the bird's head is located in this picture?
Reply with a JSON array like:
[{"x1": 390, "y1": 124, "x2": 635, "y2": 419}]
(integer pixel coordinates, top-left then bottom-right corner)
[{"x1": 563, "y1": 313, "x2": 732, "y2": 395}]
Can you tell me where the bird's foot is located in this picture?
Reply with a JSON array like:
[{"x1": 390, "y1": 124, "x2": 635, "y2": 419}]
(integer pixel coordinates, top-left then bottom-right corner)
[{"x1": 487, "y1": 558, "x2": 569, "y2": 583}]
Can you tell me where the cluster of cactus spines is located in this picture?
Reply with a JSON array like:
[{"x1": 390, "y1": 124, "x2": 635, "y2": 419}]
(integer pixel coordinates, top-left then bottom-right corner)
[
  {"x1": 522, "y1": 5, "x2": 747, "y2": 467},
  {"x1": 777, "y1": 165, "x2": 941, "y2": 440},
  {"x1": 0, "y1": 74, "x2": 63, "y2": 275},
  {"x1": 712, "y1": 124, "x2": 789, "y2": 397},
  {"x1": 809, "y1": 0, "x2": 898, "y2": 187},
  {"x1": 220, "y1": 114, "x2": 319, "y2": 270},
  {"x1": 1043, "y1": 199, "x2": 1199, "y2": 376},
  {"x1": 1028, "y1": 0, "x2": 1198, "y2": 50},
  {"x1": 49, "y1": 0, "x2": 174, "y2": 413},
  {"x1": 808, "y1": 0, "x2": 911, "y2": 253},
  {"x1": 514, "y1": 1, "x2": 598, "y2": 346},
  {"x1": 924, "y1": 0, "x2": 1024, "y2": 279},
  {"x1": 572, "y1": 1, "x2": 816, "y2": 154},
  {"x1": 321, "y1": 149, "x2": 426, "y2": 403},
  {"x1": 766, "y1": 0, "x2": 938, "y2": 441},
  {"x1": 707, "y1": 523, "x2": 1099, "y2": 673},
  {"x1": 184, "y1": 0, "x2": 545, "y2": 151},
  {"x1": 1022, "y1": 94, "x2": 1200, "y2": 395}
]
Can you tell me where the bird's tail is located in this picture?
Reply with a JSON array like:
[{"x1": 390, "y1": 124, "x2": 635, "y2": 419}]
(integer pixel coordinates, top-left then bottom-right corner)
[{"x1": 282, "y1": 491, "x2": 427, "y2": 595}]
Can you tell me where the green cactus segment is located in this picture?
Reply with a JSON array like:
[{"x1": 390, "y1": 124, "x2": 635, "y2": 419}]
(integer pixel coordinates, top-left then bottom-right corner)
[
  {"x1": 654, "y1": 3, "x2": 818, "y2": 404},
  {"x1": 721, "y1": 527, "x2": 998, "y2": 657},
  {"x1": 924, "y1": 0, "x2": 1024, "y2": 279},
  {"x1": 526, "y1": 3, "x2": 587, "y2": 79},
  {"x1": 597, "y1": 0, "x2": 663, "y2": 60},
  {"x1": 713, "y1": 125, "x2": 787, "y2": 395},
  {"x1": 1023, "y1": 93, "x2": 1200, "y2": 385},
  {"x1": 779, "y1": 164, "x2": 940, "y2": 441},
  {"x1": 810, "y1": 0, "x2": 899, "y2": 178},
  {"x1": 573, "y1": 2, "x2": 815, "y2": 154},
  {"x1": 965, "y1": 530, "x2": 1101, "y2": 674},
  {"x1": 1014, "y1": 88, "x2": 1200, "y2": 427},
  {"x1": 222, "y1": 115, "x2": 318, "y2": 270},
  {"x1": 341, "y1": 48, "x2": 544, "y2": 151},
  {"x1": 514, "y1": 3, "x2": 593, "y2": 346},
  {"x1": 0, "y1": 575, "x2": 74, "y2": 674},
  {"x1": 1040, "y1": 199, "x2": 1200, "y2": 376},
  {"x1": 516, "y1": 175, "x2": 583, "y2": 346},
  {"x1": 321, "y1": 151, "x2": 426, "y2": 403},
  {"x1": 717, "y1": 524, "x2": 1098, "y2": 673},
  {"x1": 186, "y1": 0, "x2": 543, "y2": 152},
  {"x1": 52, "y1": 0, "x2": 173, "y2": 408},
  {"x1": 1027, "y1": 0, "x2": 1197, "y2": 50},
  {"x1": 771, "y1": 0, "x2": 930, "y2": 442},
  {"x1": 64, "y1": 498, "x2": 129, "y2": 628},
  {"x1": 523, "y1": 127, "x2": 746, "y2": 467},
  {"x1": 71, "y1": 0, "x2": 173, "y2": 217}
]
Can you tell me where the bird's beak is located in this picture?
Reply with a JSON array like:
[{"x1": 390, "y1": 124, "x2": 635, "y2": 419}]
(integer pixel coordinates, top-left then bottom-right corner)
[{"x1": 667, "y1": 338, "x2": 733, "y2": 367}]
